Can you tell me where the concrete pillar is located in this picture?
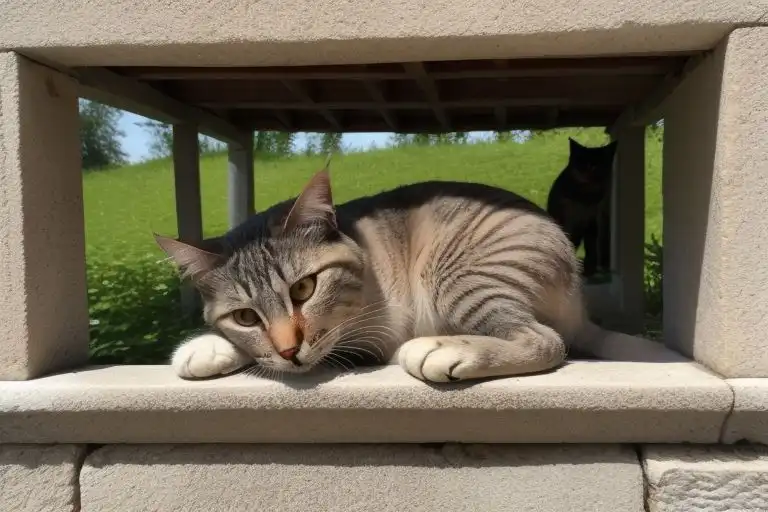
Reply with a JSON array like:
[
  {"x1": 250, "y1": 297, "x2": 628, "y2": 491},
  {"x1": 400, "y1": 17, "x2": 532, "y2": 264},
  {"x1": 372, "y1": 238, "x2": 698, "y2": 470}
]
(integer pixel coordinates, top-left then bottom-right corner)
[
  {"x1": 662, "y1": 28, "x2": 768, "y2": 377},
  {"x1": 0, "y1": 52, "x2": 88, "y2": 380},
  {"x1": 172, "y1": 124, "x2": 203, "y2": 314},
  {"x1": 227, "y1": 136, "x2": 255, "y2": 228},
  {"x1": 610, "y1": 127, "x2": 646, "y2": 334}
]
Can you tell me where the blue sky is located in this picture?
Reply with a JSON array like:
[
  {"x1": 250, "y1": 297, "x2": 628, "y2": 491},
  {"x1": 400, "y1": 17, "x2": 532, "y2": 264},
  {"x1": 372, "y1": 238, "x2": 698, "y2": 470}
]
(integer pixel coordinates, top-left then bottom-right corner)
[{"x1": 118, "y1": 111, "x2": 393, "y2": 162}]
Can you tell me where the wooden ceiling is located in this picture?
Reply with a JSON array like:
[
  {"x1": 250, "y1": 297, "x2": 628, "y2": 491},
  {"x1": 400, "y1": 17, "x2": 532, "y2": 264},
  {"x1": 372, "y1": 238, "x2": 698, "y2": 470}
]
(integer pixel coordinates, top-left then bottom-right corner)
[{"x1": 107, "y1": 55, "x2": 690, "y2": 133}]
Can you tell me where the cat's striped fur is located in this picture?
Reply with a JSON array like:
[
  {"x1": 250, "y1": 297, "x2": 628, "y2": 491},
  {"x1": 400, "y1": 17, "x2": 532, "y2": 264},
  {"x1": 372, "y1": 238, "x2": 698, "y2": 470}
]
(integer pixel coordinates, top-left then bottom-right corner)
[{"x1": 157, "y1": 167, "x2": 664, "y2": 382}]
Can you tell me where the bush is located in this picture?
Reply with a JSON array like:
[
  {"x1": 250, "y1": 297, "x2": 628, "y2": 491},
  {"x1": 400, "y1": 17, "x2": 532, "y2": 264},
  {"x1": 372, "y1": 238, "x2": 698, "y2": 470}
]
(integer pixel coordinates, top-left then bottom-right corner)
[
  {"x1": 643, "y1": 234, "x2": 663, "y2": 340},
  {"x1": 87, "y1": 253, "x2": 204, "y2": 364}
]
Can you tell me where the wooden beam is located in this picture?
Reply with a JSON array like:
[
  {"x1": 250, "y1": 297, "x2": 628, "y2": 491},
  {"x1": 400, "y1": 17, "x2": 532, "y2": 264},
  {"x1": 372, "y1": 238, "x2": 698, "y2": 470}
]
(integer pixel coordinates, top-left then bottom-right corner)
[
  {"x1": 403, "y1": 62, "x2": 450, "y2": 130},
  {"x1": 110, "y1": 56, "x2": 684, "y2": 81},
  {"x1": 362, "y1": 79, "x2": 398, "y2": 131},
  {"x1": 606, "y1": 52, "x2": 708, "y2": 136},
  {"x1": 197, "y1": 97, "x2": 624, "y2": 110},
  {"x1": 280, "y1": 79, "x2": 341, "y2": 131},
  {"x1": 75, "y1": 67, "x2": 248, "y2": 145},
  {"x1": 233, "y1": 110, "x2": 616, "y2": 133},
  {"x1": 272, "y1": 109, "x2": 294, "y2": 131},
  {"x1": 494, "y1": 106, "x2": 507, "y2": 131}
]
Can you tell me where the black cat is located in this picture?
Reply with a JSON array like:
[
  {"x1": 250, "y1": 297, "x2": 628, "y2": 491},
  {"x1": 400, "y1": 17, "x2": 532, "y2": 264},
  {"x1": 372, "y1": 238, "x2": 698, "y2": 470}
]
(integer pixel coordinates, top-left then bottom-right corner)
[{"x1": 546, "y1": 137, "x2": 618, "y2": 278}]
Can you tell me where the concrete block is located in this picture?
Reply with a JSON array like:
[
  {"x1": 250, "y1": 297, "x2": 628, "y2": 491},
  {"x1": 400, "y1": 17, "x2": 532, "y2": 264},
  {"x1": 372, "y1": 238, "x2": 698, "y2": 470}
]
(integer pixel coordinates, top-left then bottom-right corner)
[
  {"x1": 81, "y1": 443, "x2": 644, "y2": 512},
  {"x1": 0, "y1": 362, "x2": 732, "y2": 443},
  {"x1": 0, "y1": 444, "x2": 85, "y2": 512},
  {"x1": 0, "y1": 1, "x2": 765, "y2": 67},
  {"x1": 722, "y1": 378, "x2": 768, "y2": 445},
  {"x1": 643, "y1": 444, "x2": 768, "y2": 512},
  {"x1": 662, "y1": 27, "x2": 768, "y2": 377},
  {"x1": 0, "y1": 52, "x2": 88, "y2": 380}
]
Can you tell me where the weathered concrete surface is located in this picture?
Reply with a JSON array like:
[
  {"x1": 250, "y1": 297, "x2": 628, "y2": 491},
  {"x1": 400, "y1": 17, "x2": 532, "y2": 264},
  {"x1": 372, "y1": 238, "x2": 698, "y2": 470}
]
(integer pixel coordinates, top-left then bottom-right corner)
[
  {"x1": 81, "y1": 443, "x2": 644, "y2": 512},
  {"x1": 0, "y1": 52, "x2": 88, "y2": 380},
  {"x1": 0, "y1": 362, "x2": 732, "y2": 444},
  {"x1": 662, "y1": 27, "x2": 768, "y2": 377},
  {"x1": 722, "y1": 378, "x2": 768, "y2": 445},
  {"x1": 643, "y1": 444, "x2": 768, "y2": 512},
  {"x1": 0, "y1": 1, "x2": 766, "y2": 66},
  {"x1": 0, "y1": 444, "x2": 85, "y2": 511}
]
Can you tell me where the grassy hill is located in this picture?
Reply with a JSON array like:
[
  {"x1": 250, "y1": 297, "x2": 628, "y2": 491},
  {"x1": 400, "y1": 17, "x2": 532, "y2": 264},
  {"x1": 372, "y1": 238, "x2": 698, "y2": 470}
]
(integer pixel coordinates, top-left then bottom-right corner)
[{"x1": 84, "y1": 128, "x2": 663, "y2": 363}]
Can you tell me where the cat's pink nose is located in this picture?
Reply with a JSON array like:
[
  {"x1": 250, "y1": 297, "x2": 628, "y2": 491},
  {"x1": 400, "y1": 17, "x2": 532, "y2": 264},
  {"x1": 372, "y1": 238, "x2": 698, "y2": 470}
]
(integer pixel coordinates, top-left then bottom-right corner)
[{"x1": 278, "y1": 346, "x2": 300, "y2": 361}]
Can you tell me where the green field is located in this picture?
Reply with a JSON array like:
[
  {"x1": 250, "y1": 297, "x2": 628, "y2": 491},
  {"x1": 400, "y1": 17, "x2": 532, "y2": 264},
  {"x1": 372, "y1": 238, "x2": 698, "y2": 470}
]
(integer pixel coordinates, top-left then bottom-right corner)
[{"x1": 84, "y1": 127, "x2": 663, "y2": 363}]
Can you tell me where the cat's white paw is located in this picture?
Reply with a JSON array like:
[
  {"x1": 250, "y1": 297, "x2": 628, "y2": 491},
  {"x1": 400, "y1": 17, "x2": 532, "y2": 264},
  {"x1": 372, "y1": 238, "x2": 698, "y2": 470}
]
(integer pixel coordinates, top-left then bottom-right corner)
[
  {"x1": 398, "y1": 337, "x2": 481, "y2": 383},
  {"x1": 171, "y1": 333, "x2": 251, "y2": 379}
]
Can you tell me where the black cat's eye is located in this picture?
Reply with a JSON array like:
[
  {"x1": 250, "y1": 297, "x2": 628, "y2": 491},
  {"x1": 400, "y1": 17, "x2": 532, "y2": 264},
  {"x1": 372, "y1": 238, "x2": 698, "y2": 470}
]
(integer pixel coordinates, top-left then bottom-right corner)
[
  {"x1": 289, "y1": 275, "x2": 317, "y2": 303},
  {"x1": 232, "y1": 308, "x2": 261, "y2": 327}
]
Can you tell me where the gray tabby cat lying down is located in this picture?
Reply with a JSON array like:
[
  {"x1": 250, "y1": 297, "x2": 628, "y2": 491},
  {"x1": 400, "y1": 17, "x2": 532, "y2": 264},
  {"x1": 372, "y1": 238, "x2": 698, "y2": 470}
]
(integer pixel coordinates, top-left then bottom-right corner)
[{"x1": 156, "y1": 166, "x2": 673, "y2": 383}]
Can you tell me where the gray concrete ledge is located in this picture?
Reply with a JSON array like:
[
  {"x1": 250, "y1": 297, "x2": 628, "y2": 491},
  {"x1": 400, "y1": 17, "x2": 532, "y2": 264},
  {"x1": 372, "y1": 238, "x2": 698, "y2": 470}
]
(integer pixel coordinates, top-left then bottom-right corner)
[
  {"x1": 0, "y1": 444, "x2": 85, "y2": 512},
  {"x1": 1, "y1": 1, "x2": 767, "y2": 66},
  {"x1": 0, "y1": 362, "x2": 732, "y2": 444},
  {"x1": 643, "y1": 444, "x2": 768, "y2": 512},
  {"x1": 80, "y1": 443, "x2": 644, "y2": 512},
  {"x1": 722, "y1": 378, "x2": 768, "y2": 445}
]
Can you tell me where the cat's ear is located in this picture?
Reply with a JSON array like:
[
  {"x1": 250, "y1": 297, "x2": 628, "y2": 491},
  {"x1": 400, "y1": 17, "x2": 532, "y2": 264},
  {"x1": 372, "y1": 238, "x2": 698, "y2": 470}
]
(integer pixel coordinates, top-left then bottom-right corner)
[
  {"x1": 568, "y1": 137, "x2": 586, "y2": 152},
  {"x1": 154, "y1": 234, "x2": 224, "y2": 279},
  {"x1": 282, "y1": 165, "x2": 337, "y2": 232}
]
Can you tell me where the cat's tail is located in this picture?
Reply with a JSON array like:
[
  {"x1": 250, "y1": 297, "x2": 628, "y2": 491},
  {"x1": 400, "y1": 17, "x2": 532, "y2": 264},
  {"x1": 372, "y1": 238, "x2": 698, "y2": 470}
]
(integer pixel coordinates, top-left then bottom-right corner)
[{"x1": 571, "y1": 320, "x2": 687, "y2": 363}]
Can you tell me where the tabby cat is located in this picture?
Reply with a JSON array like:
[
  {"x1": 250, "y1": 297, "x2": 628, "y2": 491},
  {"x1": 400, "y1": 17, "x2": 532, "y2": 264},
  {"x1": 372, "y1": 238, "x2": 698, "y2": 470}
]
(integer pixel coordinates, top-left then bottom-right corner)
[
  {"x1": 546, "y1": 137, "x2": 617, "y2": 277},
  {"x1": 156, "y1": 165, "x2": 664, "y2": 383}
]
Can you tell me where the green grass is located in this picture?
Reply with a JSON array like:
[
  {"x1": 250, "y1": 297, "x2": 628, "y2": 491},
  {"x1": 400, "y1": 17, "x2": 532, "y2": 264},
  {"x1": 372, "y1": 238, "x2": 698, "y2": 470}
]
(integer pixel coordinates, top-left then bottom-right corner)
[
  {"x1": 83, "y1": 127, "x2": 664, "y2": 363},
  {"x1": 84, "y1": 127, "x2": 662, "y2": 260}
]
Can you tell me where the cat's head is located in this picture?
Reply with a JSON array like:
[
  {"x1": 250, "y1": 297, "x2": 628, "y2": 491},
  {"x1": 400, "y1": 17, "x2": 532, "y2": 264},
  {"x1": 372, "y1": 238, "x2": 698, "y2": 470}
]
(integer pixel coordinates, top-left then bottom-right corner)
[
  {"x1": 566, "y1": 137, "x2": 618, "y2": 184},
  {"x1": 155, "y1": 168, "x2": 367, "y2": 374}
]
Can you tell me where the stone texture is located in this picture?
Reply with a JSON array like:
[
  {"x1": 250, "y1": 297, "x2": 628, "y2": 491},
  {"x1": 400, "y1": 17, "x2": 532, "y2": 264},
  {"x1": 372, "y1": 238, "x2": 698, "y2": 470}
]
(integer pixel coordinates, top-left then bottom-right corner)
[
  {"x1": 0, "y1": 52, "x2": 88, "y2": 380},
  {"x1": 0, "y1": 1, "x2": 766, "y2": 67},
  {"x1": 722, "y1": 378, "x2": 768, "y2": 445},
  {"x1": 81, "y1": 443, "x2": 643, "y2": 512},
  {"x1": 643, "y1": 444, "x2": 768, "y2": 512},
  {"x1": 0, "y1": 362, "x2": 732, "y2": 443},
  {"x1": 662, "y1": 27, "x2": 768, "y2": 377},
  {"x1": 0, "y1": 444, "x2": 85, "y2": 512}
]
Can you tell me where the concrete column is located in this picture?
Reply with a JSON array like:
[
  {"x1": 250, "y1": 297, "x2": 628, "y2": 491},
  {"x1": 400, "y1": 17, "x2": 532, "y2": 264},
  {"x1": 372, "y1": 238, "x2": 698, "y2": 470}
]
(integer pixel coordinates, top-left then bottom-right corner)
[
  {"x1": 0, "y1": 52, "x2": 88, "y2": 380},
  {"x1": 610, "y1": 127, "x2": 646, "y2": 334},
  {"x1": 172, "y1": 124, "x2": 203, "y2": 314},
  {"x1": 227, "y1": 136, "x2": 254, "y2": 228},
  {"x1": 662, "y1": 28, "x2": 768, "y2": 377}
]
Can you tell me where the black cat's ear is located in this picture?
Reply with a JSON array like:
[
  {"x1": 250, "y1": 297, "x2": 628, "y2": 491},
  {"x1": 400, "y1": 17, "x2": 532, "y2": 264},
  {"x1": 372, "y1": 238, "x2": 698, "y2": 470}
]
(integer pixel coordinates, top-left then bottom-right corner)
[
  {"x1": 154, "y1": 233, "x2": 224, "y2": 280},
  {"x1": 282, "y1": 162, "x2": 337, "y2": 232}
]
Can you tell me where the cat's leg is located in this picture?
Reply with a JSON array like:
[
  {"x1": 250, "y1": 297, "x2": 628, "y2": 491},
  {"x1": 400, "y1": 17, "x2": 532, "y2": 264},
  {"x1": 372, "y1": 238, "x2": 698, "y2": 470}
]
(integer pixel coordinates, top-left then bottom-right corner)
[
  {"x1": 171, "y1": 332, "x2": 251, "y2": 379},
  {"x1": 398, "y1": 323, "x2": 566, "y2": 383}
]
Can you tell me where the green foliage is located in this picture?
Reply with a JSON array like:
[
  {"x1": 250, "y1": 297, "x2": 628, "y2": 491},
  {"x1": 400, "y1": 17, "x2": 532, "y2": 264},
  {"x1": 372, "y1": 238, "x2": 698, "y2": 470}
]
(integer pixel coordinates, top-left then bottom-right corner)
[
  {"x1": 643, "y1": 234, "x2": 664, "y2": 340},
  {"x1": 85, "y1": 126, "x2": 665, "y2": 363},
  {"x1": 87, "y1": 254, "x2": 204, "y2": 364},
  {"x1": 137, "y1": 120, "x2": 224, "y2": 159},
  {"x1": 79, "y1": 99, "x2": 127, "y2": 170}
]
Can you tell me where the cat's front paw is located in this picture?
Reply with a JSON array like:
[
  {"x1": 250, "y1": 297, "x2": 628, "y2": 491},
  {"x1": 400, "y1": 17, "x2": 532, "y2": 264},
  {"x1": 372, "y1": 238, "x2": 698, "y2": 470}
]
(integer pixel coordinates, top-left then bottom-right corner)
[
  {"x1": 398, "y1": 337, "x2": 480, "y2": 383},
  {"x1": 171, "y1": 333, "x2": 251, "y2": 379}
]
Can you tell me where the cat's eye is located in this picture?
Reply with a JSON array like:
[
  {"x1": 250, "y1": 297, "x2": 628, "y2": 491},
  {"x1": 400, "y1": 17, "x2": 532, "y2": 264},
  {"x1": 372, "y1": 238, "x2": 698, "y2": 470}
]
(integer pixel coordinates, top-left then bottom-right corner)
[
  {"x1": 289, "y1": 275, "x2": 317, "y2": 303},
  {"x1": 232, "y1": 308, "x2": 261, "y2": 327}
]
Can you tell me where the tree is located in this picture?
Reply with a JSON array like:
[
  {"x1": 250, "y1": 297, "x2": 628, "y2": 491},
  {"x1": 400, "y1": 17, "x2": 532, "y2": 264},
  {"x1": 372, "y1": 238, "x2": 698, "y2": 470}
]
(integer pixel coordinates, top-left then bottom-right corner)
[
  {"x1": 138, "y1": 120, "x2": 224, "y2": 159},
  {"x1": 320, "y1": 133, "x2": 343, "y2": 154},
  {"x1": 79, "y1": 99, "x2": 127, "y2": 170}
]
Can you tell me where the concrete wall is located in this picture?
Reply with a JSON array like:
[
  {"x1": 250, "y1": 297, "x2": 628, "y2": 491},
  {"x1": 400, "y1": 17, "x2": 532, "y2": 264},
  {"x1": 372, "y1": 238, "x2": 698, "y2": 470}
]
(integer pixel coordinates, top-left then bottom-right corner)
[
  {"x1": 3, "y1": 443, "x2": 768, "y2": 512},
  {"x1": 0, "y1": 52, "x2": 88, "y2": 380},
  {"x1": 662, "y1": 27, "x2": 768, "y2": 377},
  {"x1": 0, "y1": 1, "x2": 766, "y2": 67}
]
